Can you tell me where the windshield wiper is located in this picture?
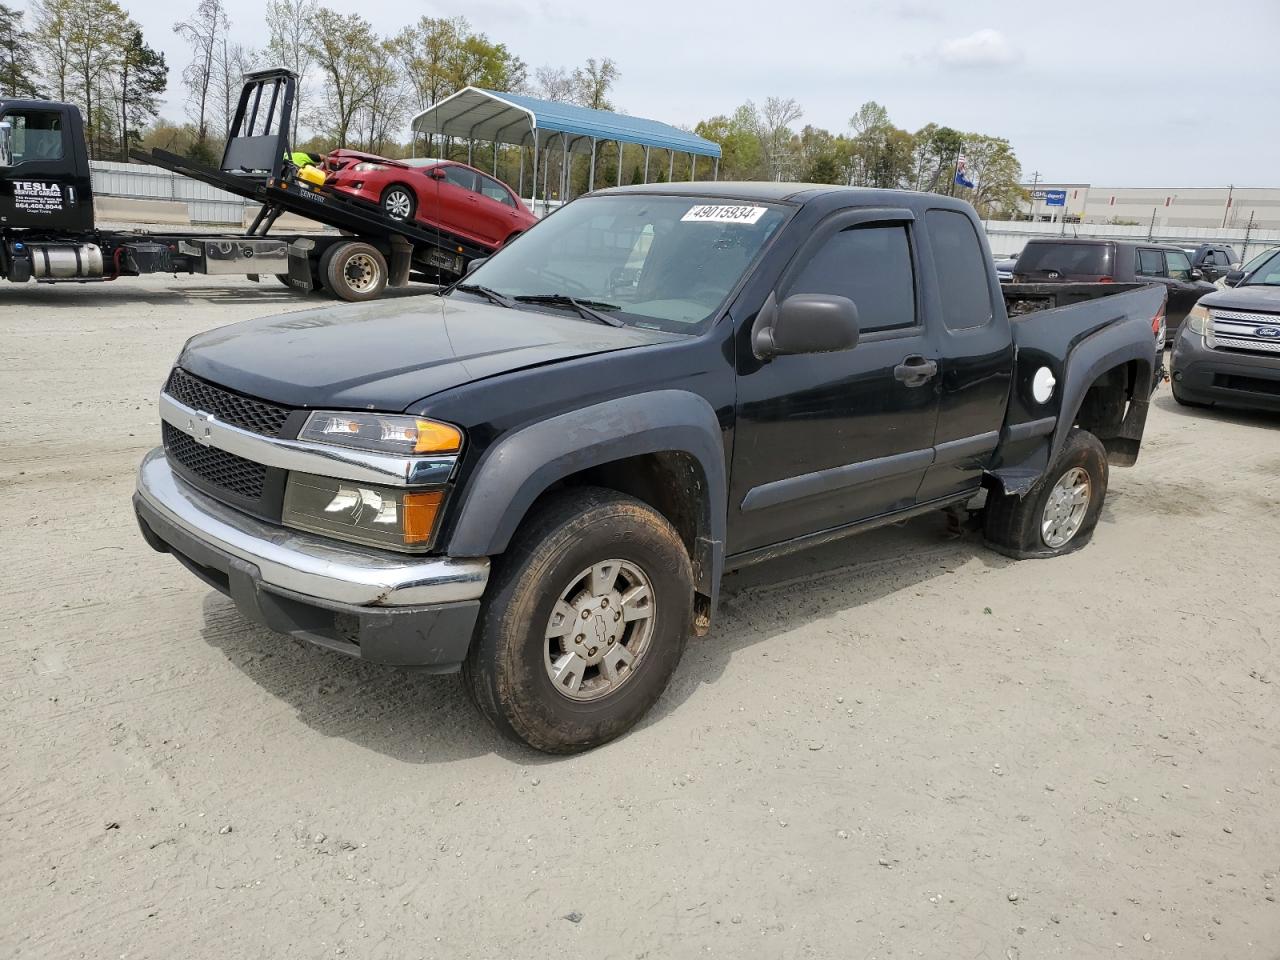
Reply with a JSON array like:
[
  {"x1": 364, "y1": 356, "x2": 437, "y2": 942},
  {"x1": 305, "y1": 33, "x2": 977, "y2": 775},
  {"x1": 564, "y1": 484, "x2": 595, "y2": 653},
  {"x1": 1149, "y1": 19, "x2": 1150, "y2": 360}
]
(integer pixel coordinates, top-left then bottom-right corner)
[
  {"x1": 514, "y1": 294, "x2": 625, "y2": 327},
  {"x1": 454, "y1": 283, "x2": 516, "y2": 308}
]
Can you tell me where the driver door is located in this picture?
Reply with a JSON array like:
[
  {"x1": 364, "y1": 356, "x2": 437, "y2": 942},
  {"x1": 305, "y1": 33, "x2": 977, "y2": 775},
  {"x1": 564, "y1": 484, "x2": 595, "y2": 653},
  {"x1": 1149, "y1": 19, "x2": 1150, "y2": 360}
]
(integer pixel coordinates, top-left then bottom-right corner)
[{"x1": 728, "y1": 210, "x2": 941, "y2": 556}]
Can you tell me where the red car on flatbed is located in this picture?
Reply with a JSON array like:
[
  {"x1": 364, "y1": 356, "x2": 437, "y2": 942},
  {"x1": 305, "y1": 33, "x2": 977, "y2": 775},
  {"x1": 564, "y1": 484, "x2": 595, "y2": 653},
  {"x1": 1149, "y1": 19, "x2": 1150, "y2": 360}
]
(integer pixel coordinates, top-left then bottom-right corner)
[{"x1": 324, "y1": 153, "x2": 537, "y2": 250}]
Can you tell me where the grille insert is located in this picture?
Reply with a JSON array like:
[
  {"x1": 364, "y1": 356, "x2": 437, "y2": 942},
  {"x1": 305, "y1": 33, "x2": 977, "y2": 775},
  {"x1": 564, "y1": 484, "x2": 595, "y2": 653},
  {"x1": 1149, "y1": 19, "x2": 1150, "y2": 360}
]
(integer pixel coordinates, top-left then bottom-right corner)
[
  {"x1": 163, "y1": 422, "x2": 266, "y2": 500},
  {"x1": 165, "y1": 367, "x2": 291, "y2": 437}
]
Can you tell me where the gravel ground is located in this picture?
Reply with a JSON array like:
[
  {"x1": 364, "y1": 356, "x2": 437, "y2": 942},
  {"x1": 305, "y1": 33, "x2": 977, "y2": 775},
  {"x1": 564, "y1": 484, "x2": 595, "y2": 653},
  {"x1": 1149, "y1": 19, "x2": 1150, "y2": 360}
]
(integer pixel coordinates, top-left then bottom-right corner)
[{"x1": 2, "y1": 274, "x2": 1278, "y2": 959}]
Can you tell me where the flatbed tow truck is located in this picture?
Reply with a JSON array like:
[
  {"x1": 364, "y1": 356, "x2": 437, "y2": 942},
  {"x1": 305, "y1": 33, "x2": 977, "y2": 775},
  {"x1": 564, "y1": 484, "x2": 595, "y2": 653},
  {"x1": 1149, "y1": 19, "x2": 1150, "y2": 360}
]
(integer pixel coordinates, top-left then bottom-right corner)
[{"x1": 1, "y1": 69, "x2": 493, "y2": 301}]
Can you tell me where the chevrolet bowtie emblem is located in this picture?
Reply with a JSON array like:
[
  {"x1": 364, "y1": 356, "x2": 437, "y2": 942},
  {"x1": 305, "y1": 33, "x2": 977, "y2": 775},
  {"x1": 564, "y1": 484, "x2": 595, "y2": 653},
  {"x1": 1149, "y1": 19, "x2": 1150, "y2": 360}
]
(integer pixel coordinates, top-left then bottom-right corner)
[{"x1": 186, "y1": 412, "x2": 215, "y2": 445}]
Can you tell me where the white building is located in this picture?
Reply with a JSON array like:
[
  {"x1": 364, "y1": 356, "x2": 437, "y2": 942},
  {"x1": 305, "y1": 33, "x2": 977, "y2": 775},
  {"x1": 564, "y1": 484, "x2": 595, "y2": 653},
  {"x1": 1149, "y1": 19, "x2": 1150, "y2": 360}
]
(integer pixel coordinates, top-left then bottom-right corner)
[{"x1": 1019, "y1": 183, "x2": 1280, "y2": 230}]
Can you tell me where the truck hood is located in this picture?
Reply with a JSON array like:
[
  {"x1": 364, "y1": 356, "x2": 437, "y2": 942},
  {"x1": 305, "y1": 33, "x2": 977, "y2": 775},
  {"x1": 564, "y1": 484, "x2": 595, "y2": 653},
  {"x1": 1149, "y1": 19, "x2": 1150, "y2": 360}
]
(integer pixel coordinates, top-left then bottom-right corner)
[
  {"x1": 177, "y1": 294, "x2": 685, "y2": 410},
  {"x1": 1202, "y1": 284, "x2": 1280, "y2": 314}
]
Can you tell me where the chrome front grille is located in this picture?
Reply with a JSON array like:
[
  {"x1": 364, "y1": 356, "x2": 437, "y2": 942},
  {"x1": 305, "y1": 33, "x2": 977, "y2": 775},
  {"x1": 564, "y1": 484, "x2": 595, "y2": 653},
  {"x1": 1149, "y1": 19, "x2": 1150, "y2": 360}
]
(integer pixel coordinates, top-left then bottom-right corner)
[
  {"x1": 164, "y1": 367, "x2": 292, "y2": 437},
  {"x1": 1208, "y1": 308, "x2": 1280, "y2": 354}
]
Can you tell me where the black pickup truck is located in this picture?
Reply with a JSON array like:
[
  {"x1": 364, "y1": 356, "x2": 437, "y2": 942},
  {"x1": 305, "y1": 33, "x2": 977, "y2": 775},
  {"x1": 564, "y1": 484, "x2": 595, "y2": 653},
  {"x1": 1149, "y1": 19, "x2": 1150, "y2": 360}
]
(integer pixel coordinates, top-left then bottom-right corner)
[{"x1": 134, "y1": 183, "x2": 1165, "y2": 753}]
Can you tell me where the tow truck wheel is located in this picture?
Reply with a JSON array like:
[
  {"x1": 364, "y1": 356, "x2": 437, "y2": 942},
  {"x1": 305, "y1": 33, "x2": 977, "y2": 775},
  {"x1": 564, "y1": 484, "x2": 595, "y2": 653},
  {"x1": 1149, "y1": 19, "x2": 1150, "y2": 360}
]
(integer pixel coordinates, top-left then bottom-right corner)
[
  {"x1": 464, "y1": 487, "x2": 694, "y2": 754},
  {"x1": 322, "y1": 241, "x2": 388, "y2": 302},
  {"x1": 381, "y1": 186, "x2": 416, "y2": 223},
  {"x1": 983, "y1": 428, "x2": 1108, "y2": 559}
]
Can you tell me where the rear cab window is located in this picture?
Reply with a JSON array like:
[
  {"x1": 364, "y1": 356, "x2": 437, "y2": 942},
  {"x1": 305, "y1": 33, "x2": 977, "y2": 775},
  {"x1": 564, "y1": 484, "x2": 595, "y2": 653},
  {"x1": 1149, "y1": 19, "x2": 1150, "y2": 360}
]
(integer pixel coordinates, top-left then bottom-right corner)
[{"x1": 1016, "y1": 241, "x2": 1112, "y2": 278}]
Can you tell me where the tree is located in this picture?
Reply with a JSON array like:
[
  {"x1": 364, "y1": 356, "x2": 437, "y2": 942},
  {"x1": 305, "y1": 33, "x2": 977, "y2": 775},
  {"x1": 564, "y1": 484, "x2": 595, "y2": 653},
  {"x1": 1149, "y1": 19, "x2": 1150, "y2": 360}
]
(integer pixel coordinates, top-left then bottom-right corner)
[
  {"x1": 173, "y1": 0, "x2": 228, "y2": 148},
  {"x1": 909, "y1": 123, "x2": 964, "y2": 194},
  {"x1": 114, "y1": 29, "x2": 167, "y2": 160},
  {"x1": 308, "y1": 9, "x2": 378, "y2": 148},
  {"x1": 351, "y1": 40, "x2": 404, "y2": 154},
  {"x1": 265, "y1": 0, "x2": 316, "y2": 145},
  {"x1": 694, "y1": 104, "x2": 764, "y2": 180},
  {"x1": 757, "y1": 96, "x2": 802, "y2": 181},
  {"x1": 0, "y1": 3, "x2": 38, "y2": 97},
  {"x1": 953, "y1": 133, "x2": 1024, "y2": 217},
  {"x1": 211, "y1": 40, "x2": 256, "y2": 140},
  {"x1": 30, "y1": 0, "x2": 75, "y2": 99},
  {"x1": 572, "y1": 57, "x2": 618, "y2": 110},
  {"x1": 69, "y1": 0, "x2": 131, "y2": 157},
  {"x1": 533, "y1": 65, "x2": 573, "y2": 102}
]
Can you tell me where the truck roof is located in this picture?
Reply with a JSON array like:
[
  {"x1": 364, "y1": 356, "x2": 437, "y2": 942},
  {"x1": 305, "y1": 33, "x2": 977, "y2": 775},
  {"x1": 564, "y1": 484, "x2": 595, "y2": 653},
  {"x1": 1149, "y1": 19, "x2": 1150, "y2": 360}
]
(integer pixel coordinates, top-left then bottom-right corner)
[{"x1": 596, "y1": 181, "x2": 978, "y2": 213}]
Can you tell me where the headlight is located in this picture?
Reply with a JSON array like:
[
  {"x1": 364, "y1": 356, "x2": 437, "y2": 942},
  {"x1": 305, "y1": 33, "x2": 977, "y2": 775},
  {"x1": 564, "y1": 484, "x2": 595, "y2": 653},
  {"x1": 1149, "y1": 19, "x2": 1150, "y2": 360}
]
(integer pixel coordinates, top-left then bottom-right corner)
[
  {"x1": 299, "y1": 411, "x2": 462, "y2": 455},
  {"x1": 1186, "y1": 304, "x2": 1212, "y2": 336},
  {"x1": 283, "y1": 473, "x2": 443, "y2": 552}
]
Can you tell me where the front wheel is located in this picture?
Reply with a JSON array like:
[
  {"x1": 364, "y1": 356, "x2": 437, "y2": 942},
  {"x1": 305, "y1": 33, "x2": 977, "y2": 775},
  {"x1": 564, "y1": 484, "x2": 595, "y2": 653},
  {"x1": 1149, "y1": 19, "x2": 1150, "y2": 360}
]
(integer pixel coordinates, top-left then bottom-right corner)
[
  {"x1": 381, "y1": 185, "x2": 416, "y2": 222},
  {"x1": 984, "y1": 428, "x2": 1108, "y2": 559},
  {"x1": 464, "y1": 487, "x2": 694, "y2": 754}
]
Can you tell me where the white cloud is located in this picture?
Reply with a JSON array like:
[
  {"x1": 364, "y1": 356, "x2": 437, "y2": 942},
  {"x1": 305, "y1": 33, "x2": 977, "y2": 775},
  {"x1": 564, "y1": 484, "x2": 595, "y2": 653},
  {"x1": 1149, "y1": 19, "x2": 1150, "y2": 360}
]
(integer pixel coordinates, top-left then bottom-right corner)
[{"x1": 937, "y1": 28, "x2": 1019, "y2": 68}]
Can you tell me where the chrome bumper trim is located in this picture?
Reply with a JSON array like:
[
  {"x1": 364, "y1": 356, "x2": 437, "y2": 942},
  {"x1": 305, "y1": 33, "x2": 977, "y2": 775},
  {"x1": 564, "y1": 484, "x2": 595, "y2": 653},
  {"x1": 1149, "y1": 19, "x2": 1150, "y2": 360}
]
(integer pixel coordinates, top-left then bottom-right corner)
[
  {"x1": 137, "y1": 448, "x2": 488, "y2": 606},
  {"x1": 159, "y1": 392, "x2": 455, "y2": 487}
]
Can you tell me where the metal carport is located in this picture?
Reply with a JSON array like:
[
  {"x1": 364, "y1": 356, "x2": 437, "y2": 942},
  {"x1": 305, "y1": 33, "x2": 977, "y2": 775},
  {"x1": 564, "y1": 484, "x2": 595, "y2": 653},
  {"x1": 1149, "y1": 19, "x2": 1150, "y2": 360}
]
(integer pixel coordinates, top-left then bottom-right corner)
[{"x1": 410, "y1": 88, "x2": 722, "y2": 213}]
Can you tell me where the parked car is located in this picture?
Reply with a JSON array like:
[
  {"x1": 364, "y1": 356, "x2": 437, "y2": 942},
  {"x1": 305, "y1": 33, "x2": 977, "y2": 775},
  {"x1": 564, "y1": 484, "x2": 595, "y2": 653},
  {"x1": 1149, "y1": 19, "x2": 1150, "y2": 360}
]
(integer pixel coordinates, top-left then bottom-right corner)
[
  {"x1": 1219, "y1": 246, "x2": 1279, "y2": 289},
  {"x1": 134, "y1": 184, "x2": 1163, "y2": 753},
  {"x1": 325, "y1": 155, "x2": 537, "y2": 250},
  {"x1": 1172, "y1": 250, "x2": 1280, "y2": 412},
  {"x1": 1014, "y1": 238, "x2": 1216, "y2": 342},
  {"x1": 994, "y1": 255, "x2": 1018, "y2": 282},
  {"x1": 1181, "y1": 243, "x2": 1239, "y2": 283}
]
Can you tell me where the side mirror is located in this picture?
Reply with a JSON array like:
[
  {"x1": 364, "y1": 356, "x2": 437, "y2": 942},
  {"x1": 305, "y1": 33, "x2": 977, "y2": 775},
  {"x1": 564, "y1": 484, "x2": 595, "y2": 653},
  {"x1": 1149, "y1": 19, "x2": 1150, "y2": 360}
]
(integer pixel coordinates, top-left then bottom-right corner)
[
  {"x1": 0, "y1": 122, "x2": 12, "y2": 167},
  {"x1": 428, "y1": 167, "x2": 446, "y2": 180},
  {"x1": 754, "y1": 293, "x2": 860, "y2": 360},
  {"x1": 1223, "y1": 269, "x2": 1245, "y2": 287},
  {"x1": 463, "y1": 257, "x2": 487, "y2": 276},
  {"x1": 1189, "y1": 268, "x2": 1204, "y2": 281}
]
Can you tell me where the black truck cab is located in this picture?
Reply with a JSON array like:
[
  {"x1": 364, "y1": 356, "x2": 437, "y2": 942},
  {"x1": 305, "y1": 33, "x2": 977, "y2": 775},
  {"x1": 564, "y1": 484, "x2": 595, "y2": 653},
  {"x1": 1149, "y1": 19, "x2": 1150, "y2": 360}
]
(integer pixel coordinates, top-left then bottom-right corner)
[{"x1": 0, "y1": 99, "x2": 94, "y2": 234}]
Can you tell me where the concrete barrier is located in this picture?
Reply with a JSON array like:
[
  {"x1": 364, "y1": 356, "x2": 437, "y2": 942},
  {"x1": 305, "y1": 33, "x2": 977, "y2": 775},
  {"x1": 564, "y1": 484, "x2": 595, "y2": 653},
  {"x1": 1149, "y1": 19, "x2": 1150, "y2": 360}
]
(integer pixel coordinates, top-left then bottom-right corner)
[{"x1": 93, "y1": 196, "x2": 190, "y2": 226}]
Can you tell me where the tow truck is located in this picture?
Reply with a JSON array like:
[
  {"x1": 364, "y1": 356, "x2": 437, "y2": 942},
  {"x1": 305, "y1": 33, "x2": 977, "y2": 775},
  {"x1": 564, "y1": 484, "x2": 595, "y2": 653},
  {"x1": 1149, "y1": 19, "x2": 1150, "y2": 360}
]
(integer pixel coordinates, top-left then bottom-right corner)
[{"x1": 0, "y1": 69, "x2": 493, "y2": 301}]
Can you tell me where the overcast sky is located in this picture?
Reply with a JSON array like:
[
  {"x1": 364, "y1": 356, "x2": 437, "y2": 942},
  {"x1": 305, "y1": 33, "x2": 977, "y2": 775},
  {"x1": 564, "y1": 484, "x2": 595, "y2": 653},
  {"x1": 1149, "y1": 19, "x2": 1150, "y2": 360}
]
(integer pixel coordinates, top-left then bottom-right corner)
[{"x1": 28, "y1": 0, "x2": 1278, "y2": 186}]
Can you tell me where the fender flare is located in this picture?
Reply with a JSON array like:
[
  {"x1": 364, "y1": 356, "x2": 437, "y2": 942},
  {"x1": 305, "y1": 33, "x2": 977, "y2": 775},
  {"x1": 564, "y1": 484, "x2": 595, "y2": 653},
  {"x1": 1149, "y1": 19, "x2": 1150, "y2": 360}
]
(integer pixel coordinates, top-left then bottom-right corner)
[
  {"x1": 1049, "y1": 320, "x2": 1155, "y2": 465},
  {"x1": 445, "y1": 389, "x2": 727, "y2": 599}
]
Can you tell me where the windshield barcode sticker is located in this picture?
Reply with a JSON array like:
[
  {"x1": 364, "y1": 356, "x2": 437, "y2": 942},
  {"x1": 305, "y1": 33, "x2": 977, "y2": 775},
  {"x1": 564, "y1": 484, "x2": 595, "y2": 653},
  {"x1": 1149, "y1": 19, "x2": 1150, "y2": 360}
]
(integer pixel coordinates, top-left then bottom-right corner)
[{"x1": 681, "y1": 204, "x2": 767, "y2": 225}]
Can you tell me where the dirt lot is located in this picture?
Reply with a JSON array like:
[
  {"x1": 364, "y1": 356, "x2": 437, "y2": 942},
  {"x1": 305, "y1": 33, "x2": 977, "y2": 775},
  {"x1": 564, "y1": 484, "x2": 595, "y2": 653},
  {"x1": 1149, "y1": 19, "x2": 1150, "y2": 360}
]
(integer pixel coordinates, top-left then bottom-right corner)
[{"x1": 2, "y1": 275, "x2": 1278, "y2": 960}]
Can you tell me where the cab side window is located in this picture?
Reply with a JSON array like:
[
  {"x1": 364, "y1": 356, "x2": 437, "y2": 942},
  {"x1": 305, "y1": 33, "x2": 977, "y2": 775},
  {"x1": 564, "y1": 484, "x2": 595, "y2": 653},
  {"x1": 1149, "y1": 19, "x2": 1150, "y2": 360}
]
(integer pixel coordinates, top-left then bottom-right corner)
[
  {"x1": 1165, "y1": 249, "x2": 1193, "y2": 281},
  {"x1": 1137, "y1": 249, "x2": 1166, "y2": 277},
  {"x1": 925, "y1": 208, "x2": 994, "y2": 330},
  {"x1": 4, "y1": 109, "x2": 64, "y2": 164},
  {"x1": 787, "y1": 224, "x2": 916, "y2": 333},
  {"x1": 477, "y1": 174, "x2": 515, "y2": 207}
]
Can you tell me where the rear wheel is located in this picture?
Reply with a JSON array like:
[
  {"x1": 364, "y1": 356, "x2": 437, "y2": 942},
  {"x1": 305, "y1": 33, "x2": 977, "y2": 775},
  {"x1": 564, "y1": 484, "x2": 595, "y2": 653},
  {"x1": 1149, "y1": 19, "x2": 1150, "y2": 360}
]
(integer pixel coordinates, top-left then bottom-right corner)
[
  {"x1": 321, "y1": 241, "x2": 387, "y2": 302},
  {"x1": 381, "y1": 185, "x2": 416, "y2": 223},
  {"x1": 984, "y1": 428, "x2": 1108, "y2": 559},
  {"x1": 464, "y1": 487, "x2": 694, "y2": 754}
]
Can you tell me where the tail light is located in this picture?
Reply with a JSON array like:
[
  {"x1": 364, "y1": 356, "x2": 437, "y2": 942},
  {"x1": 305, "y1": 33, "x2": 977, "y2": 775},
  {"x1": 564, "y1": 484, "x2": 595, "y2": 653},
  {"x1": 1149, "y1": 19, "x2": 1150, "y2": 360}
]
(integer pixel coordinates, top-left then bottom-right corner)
[
  {"x1": 1150, "y1": 307, "x2": 1165, "y2": 337},
  {"x1": 1098, "y1": 276, "x2": 1114, "y2": 283}
]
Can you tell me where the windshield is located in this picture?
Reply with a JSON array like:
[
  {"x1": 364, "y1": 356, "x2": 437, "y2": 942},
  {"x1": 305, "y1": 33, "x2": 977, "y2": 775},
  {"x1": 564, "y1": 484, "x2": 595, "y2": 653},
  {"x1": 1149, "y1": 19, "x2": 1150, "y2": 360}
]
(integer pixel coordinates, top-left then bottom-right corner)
[
  {"x1": 458, "y1": 194, "x2": 789, "y2": 333},
  {"x1": 1241, "y1": 248, "x2": 1280, "y2": 286}
]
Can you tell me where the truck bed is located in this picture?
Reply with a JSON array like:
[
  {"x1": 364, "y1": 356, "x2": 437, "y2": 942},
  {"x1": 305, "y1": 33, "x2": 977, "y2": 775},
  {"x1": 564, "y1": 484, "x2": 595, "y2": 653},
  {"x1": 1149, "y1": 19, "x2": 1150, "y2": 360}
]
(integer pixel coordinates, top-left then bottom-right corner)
[{"x1": 1002, "y1": 281, "x2": 1152, "y2": 318}]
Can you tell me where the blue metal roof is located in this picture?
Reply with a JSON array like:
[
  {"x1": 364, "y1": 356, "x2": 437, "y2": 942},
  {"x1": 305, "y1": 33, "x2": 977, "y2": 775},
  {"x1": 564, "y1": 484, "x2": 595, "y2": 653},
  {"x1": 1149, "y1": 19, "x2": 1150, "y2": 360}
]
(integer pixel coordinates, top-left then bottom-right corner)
[{"x1": 410, "y1": 87, "x2": 721, "y2": 159}]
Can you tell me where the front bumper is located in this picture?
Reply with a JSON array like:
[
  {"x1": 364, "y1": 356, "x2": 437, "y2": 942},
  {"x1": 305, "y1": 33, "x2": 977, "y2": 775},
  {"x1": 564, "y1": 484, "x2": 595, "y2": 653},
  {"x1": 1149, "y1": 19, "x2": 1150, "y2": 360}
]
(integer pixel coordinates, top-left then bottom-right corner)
[
  {"x1": 1170, "y1": 327, "x2": 1280, "y2": 413},
  {"x1": 134, "y1": 448, "x2": 488, "y2": 670}
]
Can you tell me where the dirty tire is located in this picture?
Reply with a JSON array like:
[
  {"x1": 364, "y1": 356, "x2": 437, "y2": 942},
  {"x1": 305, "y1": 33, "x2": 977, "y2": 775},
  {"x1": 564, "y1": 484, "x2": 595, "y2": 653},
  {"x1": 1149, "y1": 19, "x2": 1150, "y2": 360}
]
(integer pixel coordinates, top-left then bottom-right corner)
[
  {"x1": 322, "y1": 241, "x2": 387, "y2": 302},
  {"x1": 463, "y1": 487, "x2": 694, "y2": 754},
  {"x1": 984, "y1": 428, "x2": 1108, "y2": 560}
]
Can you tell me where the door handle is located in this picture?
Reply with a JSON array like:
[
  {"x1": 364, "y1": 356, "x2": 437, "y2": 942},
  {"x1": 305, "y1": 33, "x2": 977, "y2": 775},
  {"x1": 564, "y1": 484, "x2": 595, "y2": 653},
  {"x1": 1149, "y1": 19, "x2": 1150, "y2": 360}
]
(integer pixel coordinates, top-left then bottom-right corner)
[{"x1": 894, "y1": 356, "x2": 938, "y2": 386}]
